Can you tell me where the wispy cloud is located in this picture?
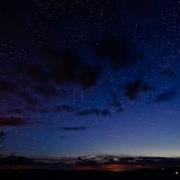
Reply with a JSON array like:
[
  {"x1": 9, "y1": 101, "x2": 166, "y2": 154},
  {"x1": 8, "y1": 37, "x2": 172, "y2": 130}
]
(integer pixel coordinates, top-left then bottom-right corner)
[
  {"x1": 155, "y1": 90, "x2": 178, "y2": 102},
  {"x1": 78, "y1": 108, "x2": 111, "y2": 117},
  {"x1": 60, "y1": 126, "x2": 87, "y2": 131}
]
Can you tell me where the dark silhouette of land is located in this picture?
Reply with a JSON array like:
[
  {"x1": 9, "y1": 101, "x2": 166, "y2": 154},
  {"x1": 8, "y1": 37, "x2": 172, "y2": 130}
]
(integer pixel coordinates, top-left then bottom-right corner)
[
  {"x1": 0, "y1": 168, "x2": 180, "y2": 180},
  {"x1": 0, "y1": 155, "x2": 180, "y2": 179}
]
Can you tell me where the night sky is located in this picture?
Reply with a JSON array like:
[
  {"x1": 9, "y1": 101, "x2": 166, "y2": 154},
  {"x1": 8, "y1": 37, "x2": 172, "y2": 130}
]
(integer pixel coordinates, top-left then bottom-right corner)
[{"x1": 0, "y1": 0, "x2": 180, "y2": 158}]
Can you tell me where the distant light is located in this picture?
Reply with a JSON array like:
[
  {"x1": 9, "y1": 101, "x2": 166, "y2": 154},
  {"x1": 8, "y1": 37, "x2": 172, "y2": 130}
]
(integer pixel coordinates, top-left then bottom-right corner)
[{"x1": 175, "y1": 171, "x2": 179, "y2": 175}]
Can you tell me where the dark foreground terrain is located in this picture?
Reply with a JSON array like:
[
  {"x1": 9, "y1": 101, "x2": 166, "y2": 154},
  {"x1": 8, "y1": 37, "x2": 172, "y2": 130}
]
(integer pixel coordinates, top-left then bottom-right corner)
[{"x1": 0, "y1": 168, "x2": 180, "y2": 180}]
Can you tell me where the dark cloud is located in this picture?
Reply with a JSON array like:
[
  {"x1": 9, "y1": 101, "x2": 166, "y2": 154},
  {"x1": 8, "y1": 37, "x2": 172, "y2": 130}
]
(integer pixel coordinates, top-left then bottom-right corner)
[
  {"x1": 155, "y1": 90, "x2": 178, "y2": 102},
  {"x1": 0, "y1": 116, "x2": 27, "y2": 127},
  {"x1": 60, "y1": 126, "x2": 87, "y2": 131},
  {"x1": 124, "y1": 79, "x2": 153, "y2": 100},
  {"x1": 54, "y1": 105, "x2": 74, "y2": 113},
  {"x1": 33, "y1": 83, "x2": 58, "y2": 97},
  {"x1": 110, "y1": 91, "x2": 123, "y2": 112},
  {"x1": 11, "y1": 109, "x2": 24, "y2": 114},
  {"x1": 18, "y1": 91, "x2": 38, "y2": 107},
  {"x1": 26, "y1": 107, "x2": 49, "y2": 114},
  {"x1": 25, "y1": 64, "x2": 51, "y2": 83},
  {"x1": 94, "y1": 37, "x2": 142, "y2": 69},
  {"x1": 13, "y1": 63, "x2": 51, "y2": 84},
  {"x1": 78, "y1": 108, "x2": 111, "y2": 117},
  {"x1": 76, "y1": 158, "x2": 98, "y2": 166},
  {"x1": 0, "y1": 131, "x2": 5, "y2": 150},
  {"x1": 101, "y1": 109, "x2": 111, "y2": 116},
  {"x1": 60, "y1": 135, "x2": 65, "y2": 139},
  {"x1": 0, "y1": 80, "x2": 16, "y2": 95},
  {"x1": 42, "y1": 47, "x2": 101, "y2": 88}
]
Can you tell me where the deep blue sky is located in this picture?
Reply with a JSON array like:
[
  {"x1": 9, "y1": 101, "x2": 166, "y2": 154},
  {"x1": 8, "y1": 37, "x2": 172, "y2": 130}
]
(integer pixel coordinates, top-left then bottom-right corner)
[{"x1": 0, "y1": 0, "x2": 180, "y2": 158}]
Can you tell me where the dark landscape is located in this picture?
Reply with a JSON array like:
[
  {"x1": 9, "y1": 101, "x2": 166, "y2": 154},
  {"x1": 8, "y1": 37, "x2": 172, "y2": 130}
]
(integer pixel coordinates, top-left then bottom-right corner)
[
  {"x1": 1, "y1": 168, "x2": 180, "y2": 180},
  {"x1": 1, "y1": 155, "x2": 180, "y2": 179}
]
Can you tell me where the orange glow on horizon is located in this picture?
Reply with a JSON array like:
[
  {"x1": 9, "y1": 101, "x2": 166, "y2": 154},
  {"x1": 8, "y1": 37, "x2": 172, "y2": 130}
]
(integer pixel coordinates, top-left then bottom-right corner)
[{"x1": 72, "y1": 164, "x2": 143, "y2": 172}]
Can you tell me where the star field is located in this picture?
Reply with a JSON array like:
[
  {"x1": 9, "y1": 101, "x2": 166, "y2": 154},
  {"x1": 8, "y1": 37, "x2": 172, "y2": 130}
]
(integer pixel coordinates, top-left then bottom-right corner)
[{"x1": 0, "y1": 0, "x2": 180, "y2": 158}]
